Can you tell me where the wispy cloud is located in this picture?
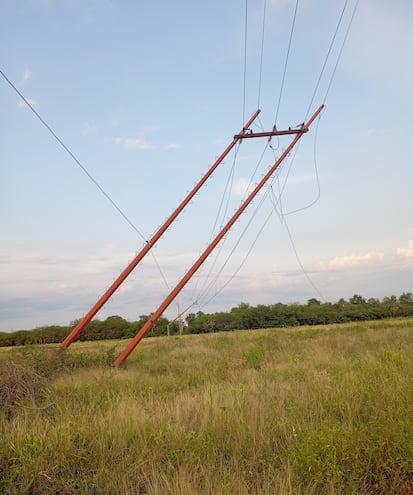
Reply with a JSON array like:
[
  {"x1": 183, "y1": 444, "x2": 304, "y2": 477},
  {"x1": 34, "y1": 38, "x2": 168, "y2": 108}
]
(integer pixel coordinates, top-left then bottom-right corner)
[
  {"x1": 23, "y1": 68, "x2": 32, "y2": 81},
  {"x1": 17, "y1": 97, "x2": 38, "y2": 109},
  {"x1": 165, "y1": 143, "x2": 179, "y2": 150},
  {"x1": 233, "y1": 177, "x2": 253, "y2": 197},
  {"x1": 17, "y1": 68, "x2": 32, "y2": 86},
  {"x1": 318, "y1": 251, "x2": 384, "y2": 271},
  {"x1": 397, "y1": 240, "x2": 413, "y2": 259},
  {"x1": 115, "y1": 136, "x2": 155, "y2": 150}
]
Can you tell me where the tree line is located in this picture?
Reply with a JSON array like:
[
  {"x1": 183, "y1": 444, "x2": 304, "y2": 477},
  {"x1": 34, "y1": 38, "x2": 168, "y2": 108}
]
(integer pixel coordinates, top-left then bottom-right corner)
[{"x1": 1, "y1": 293, "x2": 412, "y2": 347}]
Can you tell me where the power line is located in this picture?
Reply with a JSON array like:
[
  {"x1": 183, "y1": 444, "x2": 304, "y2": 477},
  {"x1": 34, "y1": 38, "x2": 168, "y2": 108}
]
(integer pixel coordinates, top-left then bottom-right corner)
[
  {"x1": 281, "y1": 112, "x2": 323, "y2": 217},
  {"x1": 323, "y1": 0, "x2": 360, "y2": 105},
  {"x1": 1, "y1": 68, "x2": 174, "y2": 300},
  {"x1": 279, "y1": 212, "x2": 325, "y2": 302},
  {"x1": 257, "y1": 0, "x2": 267, "y2": 109},
  {"x1": 190, "y1": 144, "x2": 240, "y2": 302},
  {"x1": 304, "y1": 0, "x2": 350, "y2": 121},
  {"x1": 197, "y1": 144, "x2": 290, "y2": 308},
  {"x1": 274, "y1": 0, "x2": 299, "y2": 125},
  {"x1": 242, "y1": 0, "x2": 248, "y2": 123},
  {"x1": 0, "y1": 68, "x2": 147, "y2": 243},
  {"x1": 194, "y1": 142, "x2": 271, "y2": 304}
]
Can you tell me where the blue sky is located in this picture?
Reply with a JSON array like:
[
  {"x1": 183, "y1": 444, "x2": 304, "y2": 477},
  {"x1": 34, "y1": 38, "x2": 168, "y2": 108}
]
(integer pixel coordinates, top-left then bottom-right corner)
[{"x1": 1, "y1": 0, "x2": 412, "y2": 332}]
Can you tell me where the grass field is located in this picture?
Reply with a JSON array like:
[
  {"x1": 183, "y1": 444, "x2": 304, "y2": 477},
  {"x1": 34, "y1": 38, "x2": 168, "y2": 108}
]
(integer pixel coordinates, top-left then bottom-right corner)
[{"x1": 1, "y1": 318, "x2": 412, "y2": 494}]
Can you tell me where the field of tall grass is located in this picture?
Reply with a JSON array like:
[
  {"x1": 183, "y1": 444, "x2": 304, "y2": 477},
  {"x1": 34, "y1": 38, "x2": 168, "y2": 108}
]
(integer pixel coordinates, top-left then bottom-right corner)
[{"x1": 1, "y1": 318, "x2": 412, "y2": 494}]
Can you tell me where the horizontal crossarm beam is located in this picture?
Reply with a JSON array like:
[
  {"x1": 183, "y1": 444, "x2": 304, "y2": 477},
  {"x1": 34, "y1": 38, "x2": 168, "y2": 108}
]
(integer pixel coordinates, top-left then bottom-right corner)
[{"x1": 233, "y1": 127, "x2": 307, "y2": 140}]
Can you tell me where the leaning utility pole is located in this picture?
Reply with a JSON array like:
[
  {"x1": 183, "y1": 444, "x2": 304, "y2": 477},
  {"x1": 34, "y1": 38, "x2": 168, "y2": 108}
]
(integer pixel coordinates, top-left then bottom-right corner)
[
  {"x1": 114, "y1": 104, "x2": 324, "y2": 367},
  {"x1": 50, "y1": 110, "x2": 261, "y2": 359}
]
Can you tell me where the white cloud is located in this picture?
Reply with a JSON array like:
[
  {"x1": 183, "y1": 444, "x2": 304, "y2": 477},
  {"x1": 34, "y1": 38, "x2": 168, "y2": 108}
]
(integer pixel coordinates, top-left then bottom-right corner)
[
  {"x1": 115, "y1": 136, "x2": 155, "y2": 150},
  {"x1": 17, "y1": 97, "x2": 38, "y2": 109},
  {"x1": 165, "y1": 143, "x2": 179, "y2": 150},
  {"x1": 397, "y1": 240, "x2": 413, "y2": 259},
  {"x1": 318, "y1": 251, "x2": 384, "y2": 271},
  {"x1": 23, "y1": 68, "x2": 32, "y2": 82},
  {"x1": 18, "y1": 68, "x2": 32, "y2": 86},
  {"x1": 233, "y1": 177, "x2": 254, "y2": 197}
]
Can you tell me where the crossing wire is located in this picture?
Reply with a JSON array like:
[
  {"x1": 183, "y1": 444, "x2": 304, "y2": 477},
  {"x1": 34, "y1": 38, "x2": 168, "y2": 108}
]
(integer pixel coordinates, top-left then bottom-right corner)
[
  {"x1": 242, "y1": 0, "x2": 248, "y2": 124},
  {"x1": 304, "y1": 0, "x2": 350, "y2": 121},
  {"x1": 194, "y1": 141, "x2": 271, "y2": 305},
  {"x1": 0, "y1": 68, "x2": 147, "y2": 243},
  {"x1": 184, "y1": 0, "x2": 360, "y2": 316},
  {"x1": 257, "y1": 0, "x2": 267, "y2": 109},
  {"x1": 323, "y1": 0, "x2": 360, "y2": 105},
  {"x1": 0, "y1": 68, "x2": 174, "y2": 298},
  {"x1": 274, "y1": 0, "x2": 299, "y2": 125}
]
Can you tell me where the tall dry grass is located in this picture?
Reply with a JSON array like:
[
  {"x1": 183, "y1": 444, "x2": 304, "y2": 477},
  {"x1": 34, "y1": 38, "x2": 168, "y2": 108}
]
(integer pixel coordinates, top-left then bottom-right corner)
[{"x1": 1, "y1": 318, "x2": 412, "y2": 494}]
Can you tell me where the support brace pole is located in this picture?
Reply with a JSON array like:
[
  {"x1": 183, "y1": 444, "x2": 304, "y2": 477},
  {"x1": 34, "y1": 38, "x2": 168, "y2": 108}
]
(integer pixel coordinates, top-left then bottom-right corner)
[
  {"x1": 114, "y1": 104, "x2": 324, "y2": 367},
  {"x1": 51, "y1": 110, "x2": 261, "y2": 357}
]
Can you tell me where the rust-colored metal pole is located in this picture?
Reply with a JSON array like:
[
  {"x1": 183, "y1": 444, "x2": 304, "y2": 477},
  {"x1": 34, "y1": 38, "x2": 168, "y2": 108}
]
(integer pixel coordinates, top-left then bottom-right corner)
[
  {"x1": 51, "y1": 110, "x2": 261, "y2": 356},
  {"x1": 114, "y1": 104, "x2": 324, "y2": 367}
]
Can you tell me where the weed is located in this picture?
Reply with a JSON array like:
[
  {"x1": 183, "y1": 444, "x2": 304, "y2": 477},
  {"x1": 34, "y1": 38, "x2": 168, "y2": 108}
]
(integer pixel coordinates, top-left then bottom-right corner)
[
  {"x1": 0, "y1": 318, "x2": 412, "y2": 494},
  {"x1": 243, "y1": 347, "x2": 265, "y2": 370}
]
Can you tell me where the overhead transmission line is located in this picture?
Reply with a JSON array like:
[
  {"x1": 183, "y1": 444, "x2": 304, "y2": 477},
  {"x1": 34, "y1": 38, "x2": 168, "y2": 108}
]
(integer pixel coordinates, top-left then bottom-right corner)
[
  {"x1": 194, "y1": 140, "x2": 271, "y2": 305},
  {"x1": 322, "y1": 0, "x2": 360, "y2": 105},
  {"x1": 189, "y1": 0, "x2": 266, "y2": 313},
  {"x1": 304, "y1": 0, "x2": 352, "y2": 121},
  {"x1": 0, "y1": 69, "x2": 147, "y2": 243},
  {"x1": 188, "y1": 142, "x2": 241, "y2": 303},
  {"x1": 197, "y1": 154, "x2": 283, "y2": 309},
  {"x1": 274, "y1": 0, "x2": 299, "y2": 125},
  {"x1": 285, "y1": 0, "x2": 359, "y2": 215},
  {"x1": 187, "y1": 0, "x2": 360, "y2": 317},
  {"x1": 189, "y1": 0, "x2": 302, "y2": 313},
  {"x1": 242, "y1": 0, "x2": 248, "y2": 124},
  {"x1": 0, "y1": 68, "x2": 173, "y2": 297},
  {"x1": 196, "y1": 0, "x2": 342, "y2": 311},
  {"x1": 279, "y1": 113, "x2": 322, "y2": 217},
  {"x1": 257, "y1": 0, "x2": 267, "y2": 109}
]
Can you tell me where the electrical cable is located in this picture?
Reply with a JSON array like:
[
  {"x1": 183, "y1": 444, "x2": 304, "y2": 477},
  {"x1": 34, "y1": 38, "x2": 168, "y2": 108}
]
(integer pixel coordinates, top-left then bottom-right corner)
[
  {"x1": 196, "y1": 143, "x2": 287, "y2": 307},
  {"x1": 198, "y1": 127, "x2": 324, "y2": 309},
  {"x1": 0, "y1": 68, "x2": 147, "y2": 243},
  {"x1": 257, "y1": 0, "x2": 267, "y2": 109},
  {"x1": 242, "y1": 0, "x2": 248, "y2": 124},
  {"x1": 194, "y1": 141, "x2": 271, "y2": 303},
  {"x1": 0, "y1": 68, "x2": 175, "y2": 300},
  {"x1": 304, "y1": 0, "x2": 350, "y2": 121},
  {"x1": 200, "y1": 0, "x2": 359, "y2": 312},
  {"x1": 195, "y1": 0, "x2": 286, "y2": 309},
  {"x1": 281, "y1": 112, "x2": 323, "y2": 216},
  {"x1": 323, "y1": 0, "x2": 360, "y2": 105},
  {"x1": 274, "y1": 0, "x2": 299, "y2": 125},
  {"x1": 211, "y1": 145, "x2": 241, "y2": 243},
  {"x1": 189, "y1": 144, "x2": 240, "y2": 301},
  {"x1": 276, "y1": 206, "x2": 326, "y2": 302},
  {"x1": 197, "y1": 152, "x2": 291, "y2": 310}
]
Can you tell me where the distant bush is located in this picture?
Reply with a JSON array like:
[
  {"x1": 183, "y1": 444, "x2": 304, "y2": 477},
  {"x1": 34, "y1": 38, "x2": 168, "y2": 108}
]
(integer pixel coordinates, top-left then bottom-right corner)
[{"x1": 1, "y1": 293, "x2": 413, "y2": 347}]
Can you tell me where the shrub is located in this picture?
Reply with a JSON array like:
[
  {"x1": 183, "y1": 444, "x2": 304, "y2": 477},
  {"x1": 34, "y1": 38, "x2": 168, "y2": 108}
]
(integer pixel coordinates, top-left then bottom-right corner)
[{"x1": 0, "y1": 358, "x2": 46, "y2": 412}]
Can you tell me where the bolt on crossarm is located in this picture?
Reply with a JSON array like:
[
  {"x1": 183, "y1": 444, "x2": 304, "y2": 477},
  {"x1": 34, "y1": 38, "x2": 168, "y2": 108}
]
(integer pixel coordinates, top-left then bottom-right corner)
[
  {"x1": 114, "y1": 104, "x2": 324, "y2": 367},
  {"x1": 49, "y1": 110, "x2": 261, "y2": 360}
]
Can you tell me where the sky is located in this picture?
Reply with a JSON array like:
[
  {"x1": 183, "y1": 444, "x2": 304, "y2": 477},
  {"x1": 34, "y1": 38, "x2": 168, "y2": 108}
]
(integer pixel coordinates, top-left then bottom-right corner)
[{"x1": 1, "y1": 0, "x2": 412, "y2": 332}]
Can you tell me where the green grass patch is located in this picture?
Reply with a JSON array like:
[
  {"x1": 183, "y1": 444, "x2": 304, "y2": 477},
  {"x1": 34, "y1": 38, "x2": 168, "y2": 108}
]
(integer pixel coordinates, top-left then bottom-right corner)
[{"x1": 0, "y1": 318, "x2": 412, "y2": 494}]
